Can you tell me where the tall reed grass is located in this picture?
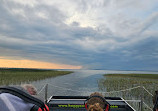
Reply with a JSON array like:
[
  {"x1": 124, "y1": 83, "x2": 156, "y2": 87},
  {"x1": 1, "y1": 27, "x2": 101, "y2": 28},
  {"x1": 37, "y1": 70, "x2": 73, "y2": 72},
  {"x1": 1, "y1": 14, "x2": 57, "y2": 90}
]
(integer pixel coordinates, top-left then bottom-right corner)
[
  {"x1": 98, "y1": 74, "x2": 158, "y2": 111},
  {"x1": 0, "y1": 68, "x2": 73, "y2": 86}
]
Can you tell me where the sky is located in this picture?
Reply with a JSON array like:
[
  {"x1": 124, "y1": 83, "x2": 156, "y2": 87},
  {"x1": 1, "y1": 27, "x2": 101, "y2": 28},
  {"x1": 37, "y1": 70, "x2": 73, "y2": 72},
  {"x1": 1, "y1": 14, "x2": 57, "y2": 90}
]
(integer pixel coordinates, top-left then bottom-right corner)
[{"x1": 0, "y1": 0, "x2": 158, "y2": 70}]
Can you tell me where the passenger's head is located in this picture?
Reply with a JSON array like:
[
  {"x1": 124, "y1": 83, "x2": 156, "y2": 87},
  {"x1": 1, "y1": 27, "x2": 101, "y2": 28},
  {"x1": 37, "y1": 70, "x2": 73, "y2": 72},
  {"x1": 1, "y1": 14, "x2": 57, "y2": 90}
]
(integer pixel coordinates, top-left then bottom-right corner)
[
  {"x1": 21, "y1": 84, "x2": 37, "y2": 95},
  {"x1": 88, "y1": 103, "x2": 104, "y2": 111},
  {"x1": 89, "y1": 92, "x2": 104, "y2": 97},
  {"x1": 86, "y1": 92, "x2": 105, "y2": 111}
]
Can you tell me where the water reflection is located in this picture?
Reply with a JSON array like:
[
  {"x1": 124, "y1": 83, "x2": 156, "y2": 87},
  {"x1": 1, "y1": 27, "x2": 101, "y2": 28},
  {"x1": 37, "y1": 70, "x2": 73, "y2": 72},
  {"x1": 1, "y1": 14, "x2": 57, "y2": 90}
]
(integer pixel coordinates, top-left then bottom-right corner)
[{"x1": 31, "y1": 70, "x2": 106, "y2": 97}]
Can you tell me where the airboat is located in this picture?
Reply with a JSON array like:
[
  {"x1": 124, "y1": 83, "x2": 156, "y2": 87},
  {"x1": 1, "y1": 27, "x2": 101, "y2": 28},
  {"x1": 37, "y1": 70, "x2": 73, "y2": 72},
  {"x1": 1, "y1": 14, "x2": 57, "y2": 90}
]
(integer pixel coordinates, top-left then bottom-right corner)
[
  {"x1": 0, "y1": 84, "x2": 153, "y2": 111},
  {"x1": 41, "y1": 84, "x2": 153, "y2": 111}
]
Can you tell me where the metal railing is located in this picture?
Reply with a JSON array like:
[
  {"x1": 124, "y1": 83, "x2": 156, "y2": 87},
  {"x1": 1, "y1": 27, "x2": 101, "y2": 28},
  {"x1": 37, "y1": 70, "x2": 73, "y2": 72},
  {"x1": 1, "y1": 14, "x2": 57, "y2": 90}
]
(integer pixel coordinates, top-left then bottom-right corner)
[{"x1": 38, "y1": 84, "x2": 153, "y2": 111}]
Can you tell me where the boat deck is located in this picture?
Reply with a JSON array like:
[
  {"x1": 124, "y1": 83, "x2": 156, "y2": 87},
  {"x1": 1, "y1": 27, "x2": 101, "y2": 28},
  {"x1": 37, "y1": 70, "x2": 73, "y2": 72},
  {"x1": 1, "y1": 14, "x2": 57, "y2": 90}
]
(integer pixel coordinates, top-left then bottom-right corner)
[{"x1": 47, "y1": 96, "x2": 135, "y2": 111}]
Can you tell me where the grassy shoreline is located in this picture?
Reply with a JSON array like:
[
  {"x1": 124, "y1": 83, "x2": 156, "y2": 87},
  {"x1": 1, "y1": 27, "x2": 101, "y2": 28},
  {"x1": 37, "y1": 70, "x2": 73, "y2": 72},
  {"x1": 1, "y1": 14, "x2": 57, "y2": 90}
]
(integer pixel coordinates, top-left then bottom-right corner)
[
  {"x1": 99, "y1": 73, "x2": 158, "y2": 110},
  {"x1": 0, "y1": 68, "x2": 73, "y2": 85},
  {"x1": 104, "y1": 74, "x2": 158, "y2": 79}
]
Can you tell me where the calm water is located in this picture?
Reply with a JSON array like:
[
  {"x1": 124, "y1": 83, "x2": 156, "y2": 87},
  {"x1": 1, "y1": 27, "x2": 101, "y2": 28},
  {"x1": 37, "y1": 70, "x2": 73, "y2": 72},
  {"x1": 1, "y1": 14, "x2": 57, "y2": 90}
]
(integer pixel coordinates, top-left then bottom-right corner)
[{"x1": 31, "y1": 69, "x2": 158, "y2": 97}]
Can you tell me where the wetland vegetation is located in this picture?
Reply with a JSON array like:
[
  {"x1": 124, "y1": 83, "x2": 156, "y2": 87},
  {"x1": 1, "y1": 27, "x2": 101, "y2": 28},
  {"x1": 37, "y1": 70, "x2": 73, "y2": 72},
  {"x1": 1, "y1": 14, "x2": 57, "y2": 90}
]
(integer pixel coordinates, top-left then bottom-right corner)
[
  {"x1": 0, "y1": 68, "x2": 73, "y2": 86},
  {"x1": 98, "y1": 74, "x2": 158, "y2": 111},
  {"x1": 105, "y1": 74, "x2": 158, "y2": 79}
]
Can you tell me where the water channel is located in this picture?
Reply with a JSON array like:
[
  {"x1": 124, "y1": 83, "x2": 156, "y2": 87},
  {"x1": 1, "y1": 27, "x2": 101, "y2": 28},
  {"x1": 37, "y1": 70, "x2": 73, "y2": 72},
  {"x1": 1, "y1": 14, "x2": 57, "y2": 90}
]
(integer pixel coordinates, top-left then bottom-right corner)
[{"x1": 31, "y1": 69, "x2": 158, "y2": 98}]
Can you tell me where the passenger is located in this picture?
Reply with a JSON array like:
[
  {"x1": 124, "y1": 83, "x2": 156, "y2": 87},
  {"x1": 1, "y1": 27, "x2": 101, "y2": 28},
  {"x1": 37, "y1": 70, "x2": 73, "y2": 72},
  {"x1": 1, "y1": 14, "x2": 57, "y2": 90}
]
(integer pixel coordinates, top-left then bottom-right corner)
[
  {"x1": 153, "y1": 91, "x2": 158, "y2": 111},
  {"x1": 21, "y1": 84, "x2": 49, "y2": 111},
  {"x1": 21, "y1": 84, "x2": 37, "y2": 95},
  {"x1": 85, "y1": 92, "x2": 109, "y2": 111},
  {"x1": 0, "y1": 84, "x2": 49, "y2": 111}
]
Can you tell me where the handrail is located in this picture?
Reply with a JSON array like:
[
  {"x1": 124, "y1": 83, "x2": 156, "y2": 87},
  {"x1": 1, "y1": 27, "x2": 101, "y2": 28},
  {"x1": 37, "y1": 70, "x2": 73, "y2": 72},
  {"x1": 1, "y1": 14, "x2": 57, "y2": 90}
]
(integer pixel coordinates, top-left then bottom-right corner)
[
  {"x1": 37, "y1": 84, "x2": 47, "y2": 95},
  {"x1": 142, "y1": 86, "x2": 153, "y2": 97},
  {"x1": 103, "y1": 86, "x2": 141, "y2": 94},
  {"x1": 143, "y1": 102, "x2": 153, "y2": 111},
  {"x1": 38, "y1": 84, "x2": 153, "y2": 98},
  {"x1": 37, "y1": 83, "x2": 154, "y2": 111},
  {"x1": 50, "y1": 99, "x2": 141, "y2": 102},
  {"x1": 107, "y1": 100, "x2": 141, "y2": 102}
]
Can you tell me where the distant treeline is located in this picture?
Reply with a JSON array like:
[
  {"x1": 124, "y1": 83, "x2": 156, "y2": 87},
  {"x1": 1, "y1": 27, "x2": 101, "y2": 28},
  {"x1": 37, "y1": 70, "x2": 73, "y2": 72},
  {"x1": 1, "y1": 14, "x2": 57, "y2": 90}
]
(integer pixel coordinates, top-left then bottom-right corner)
[{"x1": 0, "y1": 68, "x2": 54, "y2": 72}]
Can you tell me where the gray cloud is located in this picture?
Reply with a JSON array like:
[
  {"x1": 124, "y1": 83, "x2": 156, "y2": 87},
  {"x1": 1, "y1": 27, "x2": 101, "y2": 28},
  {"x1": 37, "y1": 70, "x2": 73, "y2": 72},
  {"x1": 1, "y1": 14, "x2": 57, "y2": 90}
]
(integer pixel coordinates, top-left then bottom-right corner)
[{"x1": 0, "y1": 0, "x2": 158, "y2": 70}]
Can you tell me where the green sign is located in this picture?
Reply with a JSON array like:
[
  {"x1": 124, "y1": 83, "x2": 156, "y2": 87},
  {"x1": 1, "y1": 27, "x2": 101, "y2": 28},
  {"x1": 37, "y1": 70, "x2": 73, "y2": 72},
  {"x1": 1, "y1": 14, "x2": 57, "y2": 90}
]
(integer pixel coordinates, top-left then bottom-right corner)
[{"x1": 58, "y1": 104, "x2": 85, "y2": 108}]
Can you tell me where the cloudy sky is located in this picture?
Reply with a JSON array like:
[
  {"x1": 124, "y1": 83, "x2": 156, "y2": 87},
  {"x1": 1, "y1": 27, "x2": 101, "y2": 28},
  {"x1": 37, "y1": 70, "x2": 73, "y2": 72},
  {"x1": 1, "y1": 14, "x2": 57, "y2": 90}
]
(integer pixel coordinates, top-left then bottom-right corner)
[{"x1": 0, "y1": 0, "x2": 158, "y2": 70}]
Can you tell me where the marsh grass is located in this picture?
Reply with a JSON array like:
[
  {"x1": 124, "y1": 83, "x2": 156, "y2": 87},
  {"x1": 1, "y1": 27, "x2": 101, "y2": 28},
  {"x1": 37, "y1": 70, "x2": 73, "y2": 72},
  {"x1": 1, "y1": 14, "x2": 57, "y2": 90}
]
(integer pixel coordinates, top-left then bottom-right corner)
[
  {"x1": 98, "y1": 74, "x2": 158, "y2": 111},
  {"x1": 105, "y1": 74, "x2": 158, "y2": 79},
  {"x1": 0, "y1": 68, "x2": 73, "y2": 85}
]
